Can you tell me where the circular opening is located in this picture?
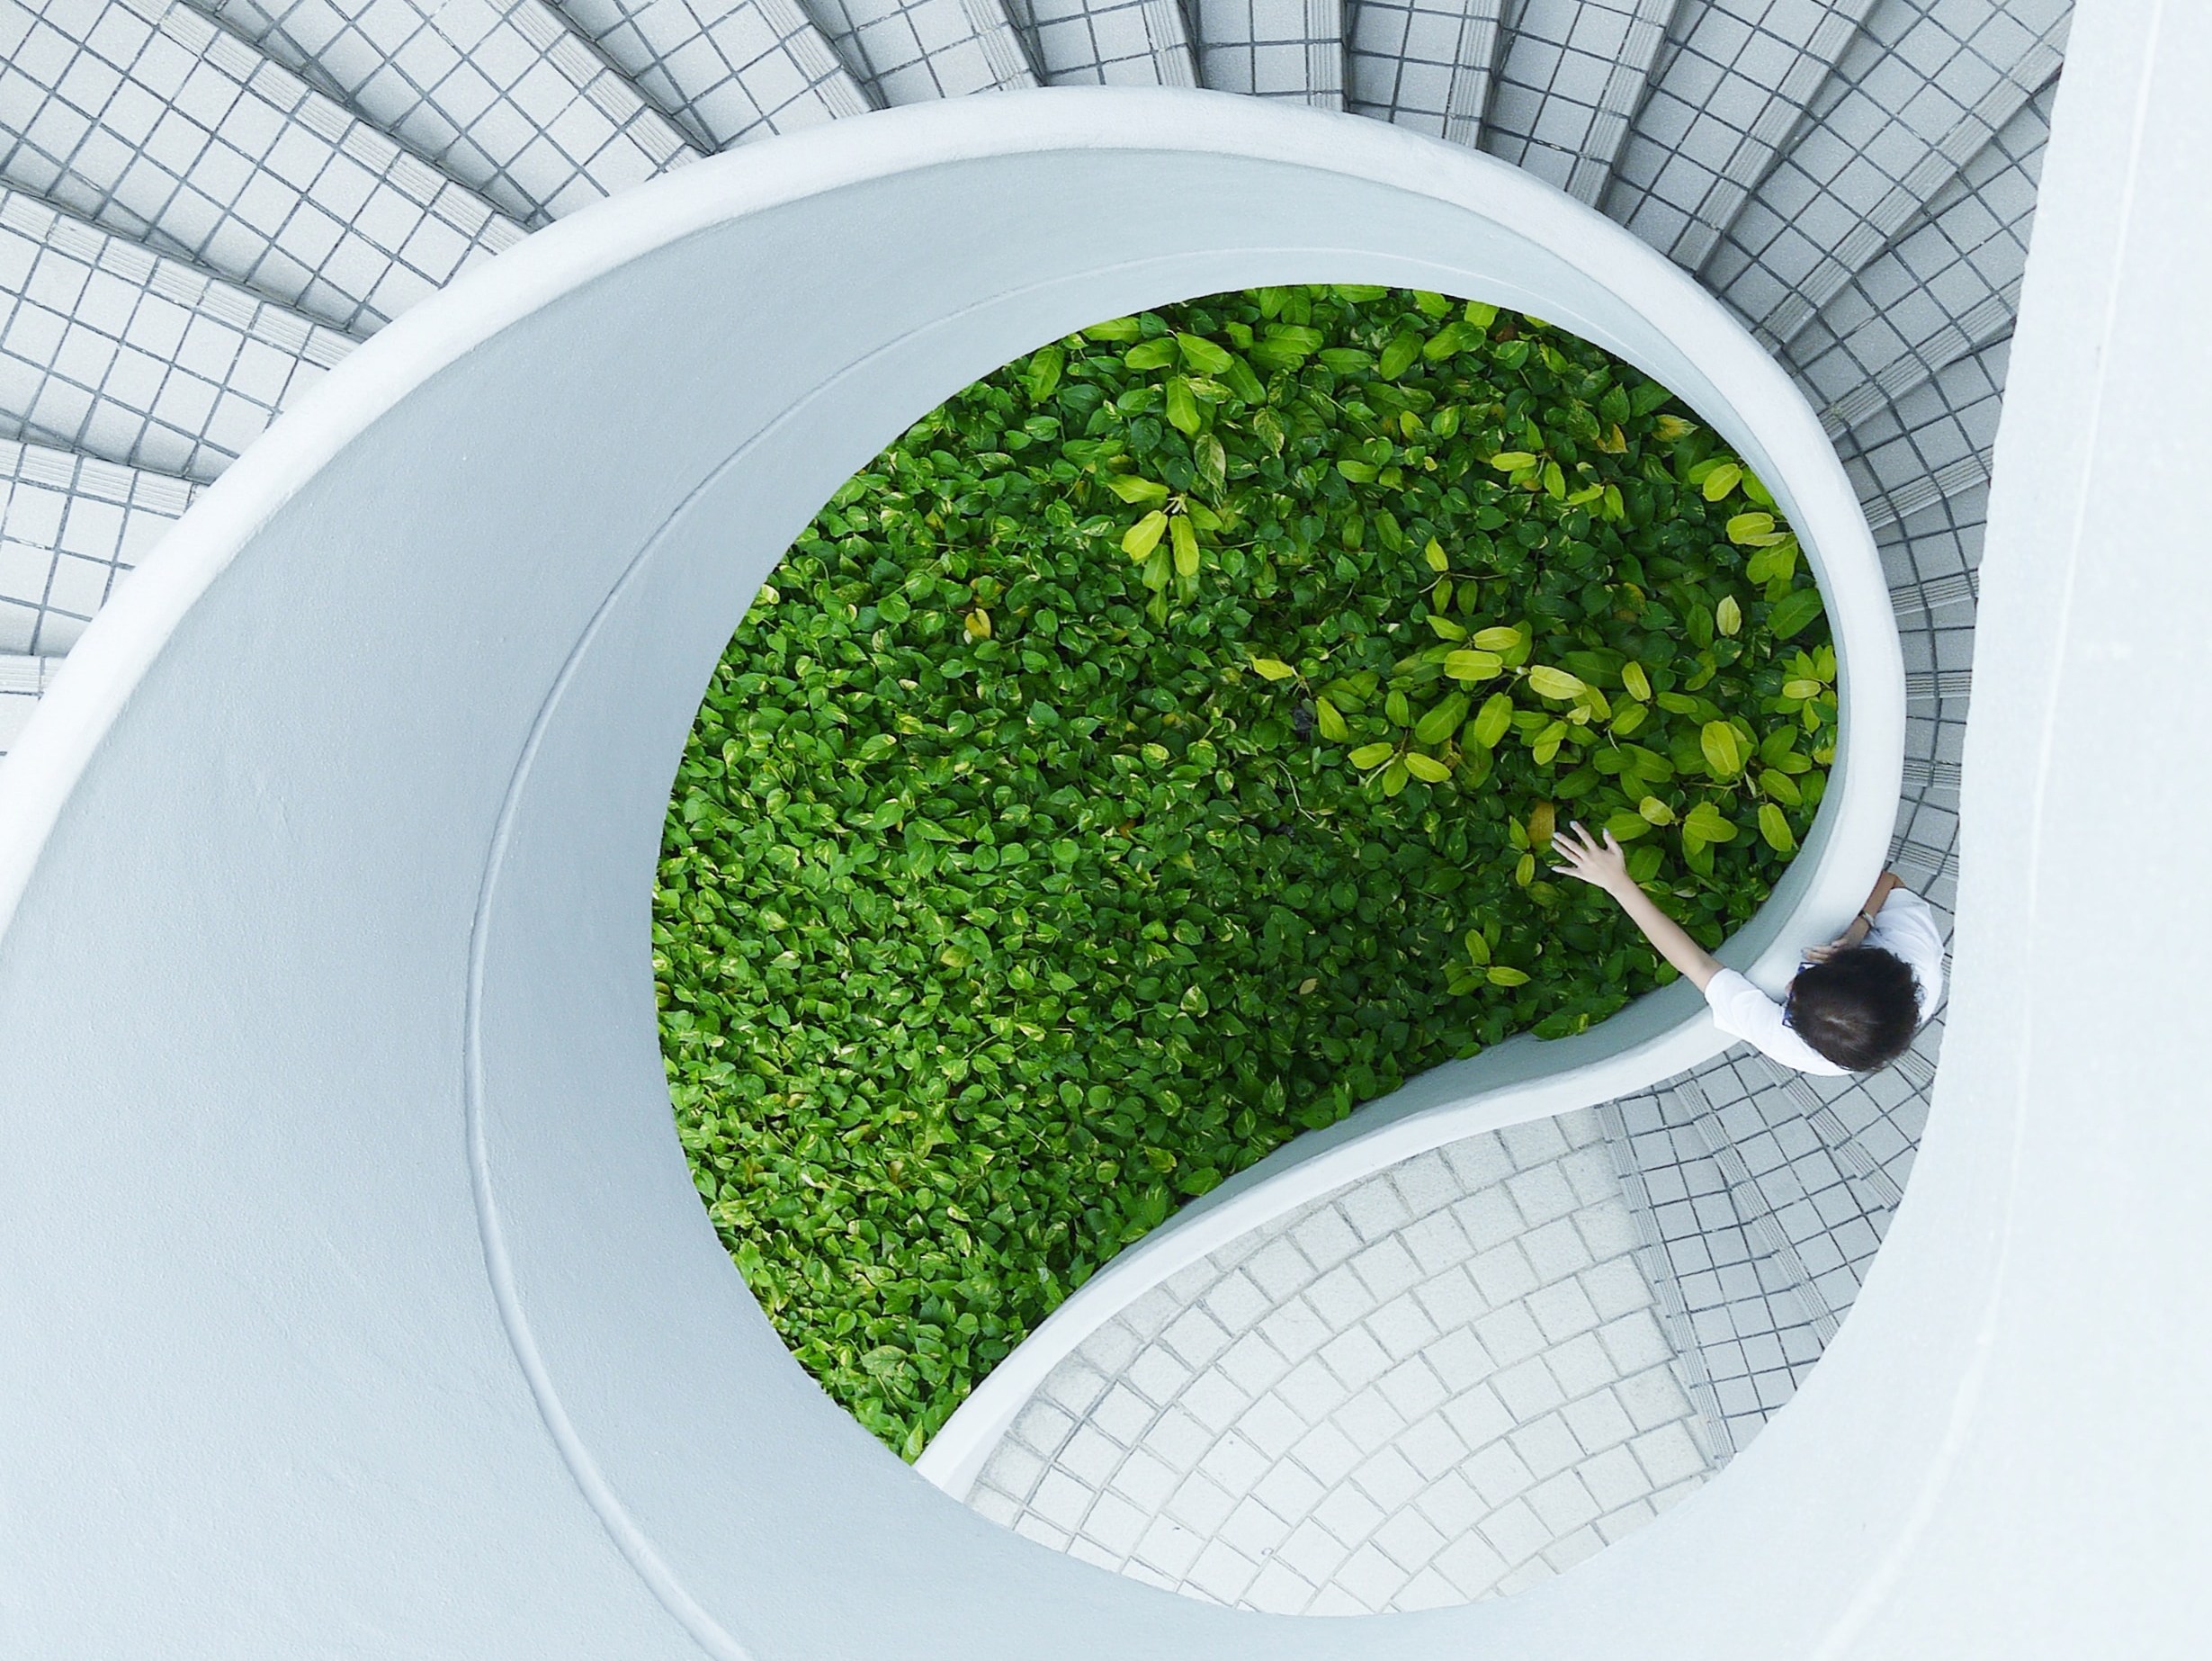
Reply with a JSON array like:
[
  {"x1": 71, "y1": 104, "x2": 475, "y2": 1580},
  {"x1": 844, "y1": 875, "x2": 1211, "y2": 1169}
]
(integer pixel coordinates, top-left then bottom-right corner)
[{"x1": 655, "y1": 279, "x2": 1840, "y2": 1601}]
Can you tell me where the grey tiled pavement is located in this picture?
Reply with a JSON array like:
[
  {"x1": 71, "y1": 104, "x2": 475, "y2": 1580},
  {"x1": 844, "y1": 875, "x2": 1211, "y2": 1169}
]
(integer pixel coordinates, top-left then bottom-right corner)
[
  {"x1": 1194, "y1": 0, "x2": 1344, "y2": 107},
  {"x1": 1005, "y1": 0, "x2": 1196, "y2": 86},
  {"x1": 0, "y1": 644, "x2": 63, "y2": 754},
  {"x1": 1700, "y1": 0, "x2": 2068, "y2": 346},
  {"x1": 1791, "y1": 76, "x2": 2050, "y2": 438},
  {"x1": 800, "y1": 0, "x2": 1035, "y2": 107},
  {"x1": 1478, "y1": 0, "x2": 1672, "y2": 203},
  {"x1": 1, "y1": 0, "x2": 523, "y2": 335},
  {"x1": 1345, "y1": 0, "x2": 1495, "y2": 143},
  {"x1": 963, "y1": 1111, "x2": 1715, "y2": 1610},
  {"x1": 0, "y1": 0, "x2": 2046, "y2": 1617},
  {"x1": 0, "y1": 184, "x2": 349, "y2": 479},
  {"x1": 195, "y1": 0, "x2": 699, "y2": 222},
  {"x1": 0, "y1": 435, "x2": 193, "y2": 653},
  {"x1": 1604, "y1": 0, "x2": 1883, "y2": 270},
  {"x1": 556, "y1": 0, "x2": 873, "y2": 149}
]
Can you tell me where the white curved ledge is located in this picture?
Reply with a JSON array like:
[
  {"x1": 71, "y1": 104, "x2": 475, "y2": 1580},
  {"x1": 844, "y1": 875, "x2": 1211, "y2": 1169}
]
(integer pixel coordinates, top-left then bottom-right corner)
[{"x1": 8, "y1": 59, "x2": 2202, "y2": 1658}]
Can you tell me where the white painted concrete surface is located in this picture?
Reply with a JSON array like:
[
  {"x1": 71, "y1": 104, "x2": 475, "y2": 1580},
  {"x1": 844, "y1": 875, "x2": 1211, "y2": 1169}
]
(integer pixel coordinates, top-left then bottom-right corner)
[{"x1": 3, "y1": 23, "x2": 2208, "y2": 1652}]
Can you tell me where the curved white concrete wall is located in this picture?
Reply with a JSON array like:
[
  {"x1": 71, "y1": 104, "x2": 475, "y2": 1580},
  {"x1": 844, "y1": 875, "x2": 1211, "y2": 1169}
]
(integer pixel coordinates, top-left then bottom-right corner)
[{"x1": 7, "y1": 46, "x2": 2206, "y2": 1657}]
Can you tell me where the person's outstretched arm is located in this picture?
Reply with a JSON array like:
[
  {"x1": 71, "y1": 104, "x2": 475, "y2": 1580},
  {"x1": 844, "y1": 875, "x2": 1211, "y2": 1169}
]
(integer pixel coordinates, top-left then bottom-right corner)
[{"x1": 1549, "y1": 821, "x2": 1722, "y2": 992}]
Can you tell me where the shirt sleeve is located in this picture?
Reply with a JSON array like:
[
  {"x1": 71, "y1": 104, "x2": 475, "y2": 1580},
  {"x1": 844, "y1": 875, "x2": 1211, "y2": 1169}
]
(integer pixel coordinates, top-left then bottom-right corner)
[
  {"x1": 1865, "y1": 885, "x2": 1947, "y2": 1026},
  {"x1": 1704, "y1": 968, "x2": 1850, "y2": 1076}
]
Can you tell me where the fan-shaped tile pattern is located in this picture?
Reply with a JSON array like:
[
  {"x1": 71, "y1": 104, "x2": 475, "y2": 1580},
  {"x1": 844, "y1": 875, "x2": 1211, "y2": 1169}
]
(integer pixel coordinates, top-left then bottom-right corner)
[
  {"x1": 800, "y1": 0, "x2": 1034, "y2": 106},
  {"x1": 1345, "y1": 0, "x2": 1495, "y2": 142},
  {"x1": 1701, "y1": 0, "x2": 2067, "y2": 346},
  {"x1": 0, "y1": 436, "x2": 193, "y2": 653},
  {"x1": 0, "y1": 644, "x2": 62, "y2": 754},
  {"x1": 1792, "y1": 79, "x2": 2049, "y2": 438},
  {"x1": 1839, "y1": 332, "x2": 2005, "y2": 531},
  {"x1": 0, "y1": 185, "x2": 348, "y2": 480},
  {"x1": 553, "y1": 0, "x2": 870, "y2": 150},
  {"x1": 193, "y1": 0, "x2": 698, "y2": 224},
  {"x1": 1193, "y1": 0, "x2": 1343, "y2": 106},
  {"x1": 1479, "y1": 0, "x2": 1673, "y2": 204},
  {"x1": 0, "y1": 0, "x2": 522, "y2": 335},
  {"x1": 1605, "y1": 0, "x2": 1880, "y2": 269},
  {"x1": 1005, "y1": 0, "x2": 1196, "y2": 86},
  {"x1": 963, "y1": 1113, "x2": 1715, "y2": 1611}
]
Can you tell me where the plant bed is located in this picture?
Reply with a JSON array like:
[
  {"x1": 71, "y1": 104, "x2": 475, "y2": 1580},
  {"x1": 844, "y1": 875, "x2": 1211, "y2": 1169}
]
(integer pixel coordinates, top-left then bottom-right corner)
[{"x1": 654, "y1": 285, "x2": 1836, "y2": 1457}]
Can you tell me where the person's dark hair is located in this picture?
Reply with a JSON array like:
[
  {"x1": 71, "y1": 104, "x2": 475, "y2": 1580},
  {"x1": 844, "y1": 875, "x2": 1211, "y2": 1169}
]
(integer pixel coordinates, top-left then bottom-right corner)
[{"x1": 1786, "y1": 946, "x2": 1919, "y2": 1072}]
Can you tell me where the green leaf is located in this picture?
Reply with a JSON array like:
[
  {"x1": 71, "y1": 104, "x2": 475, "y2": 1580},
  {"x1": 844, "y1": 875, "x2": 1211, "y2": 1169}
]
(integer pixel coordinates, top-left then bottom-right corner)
[
  {"x1": 1759, "y1": 768, "x2": 1802, "y2": 804},
  {"x1": 1170, "y1": 514, "x2": 1200, "y2": 577},
  {"x1": 1726, "y1": 511, "x2": 1776, "y2": 544},
  {"x1": 1471, "y1": 693, "x2": 1515, "y2": 749},
  {"x1": 1759, "y1": 803, "x2": 1796, "y2": 853},
  {"x1": 1379, "y1": 333, "x2": 1423, "y2": 379},
  {"x1": 1403, "y1": 751, "x2": 1451, "y2": 784},
  {"x1": 1102, "y1": 474, "x2": 1169, "y2": 505},
  {"x1": 1124, "y1": 338, "x2": 1178, "y2": 371},
  {"x1": 1164, "y1": 378, "x2": 1201, "y2": 436},
  {"x1": 1486, "y1": 965, "x2": 1530, "y2": 986},
  {"x1": 1121, "y1": 510, "x2": 1168, "y2": 559},
  {"x1": 1769, "y1": 587, "x2": 1825, "y2": 639},
  {"x1": 1314, "y1": 696, "x2": 1348, "y2": 741},
  {"x1": 1426, "y1": 614, "x2": 1467, "y2": 642},
  {"x1": 1526, "y1": 665, "x2": 1585, "y2": 700},
  {"x1": 1337, "y1": 458, "x2": 1379, "y2": 483},
  {"x1": 1683, "y1": 802, "x2": 1738, "y2": 842},
  {"x1": 1415, "y1": 692, "x2": 1471, "y2": 745},
  {"x1": 1622, "y1": 661, "x2": 1652, "y2": 702},
  {"x1": 1444, "y1": 650, "x2": 1502, "y2": 681},
  {"x1": 1699, "y1": 721, "x2": 1743, "y2": 779},
  {"x1": 1489, "y1": 450, "x2": 1536, "y2": 471},
  {"x1": 1177, "y1": 332, "x2": 1232, "y2": 374},
  {"x1": 1023, "y1": 346, "x2": 1063, "y2": 402},
  {"x1": 1699, "y1": 462, "x2": 1742, "y2": 502},
  {"x1": 1250, "y1": 657, "x2": 1297, "y2": 681},
  {"x1": 1348, "y1": 741, "x2": 1397, "y2": 769},
  {"x1": 1716, "y1": 595, "x2": 1742, "y2": 637},
  {"x1": 1424, "y1": 538, "x2": 1449, "y2": 573}
]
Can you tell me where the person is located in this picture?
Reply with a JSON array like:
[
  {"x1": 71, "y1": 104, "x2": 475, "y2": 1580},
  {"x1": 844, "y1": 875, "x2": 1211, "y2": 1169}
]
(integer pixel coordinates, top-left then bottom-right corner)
[{"x1": 1547, "y1": 820, "x2": 1944, "y2": 1075}]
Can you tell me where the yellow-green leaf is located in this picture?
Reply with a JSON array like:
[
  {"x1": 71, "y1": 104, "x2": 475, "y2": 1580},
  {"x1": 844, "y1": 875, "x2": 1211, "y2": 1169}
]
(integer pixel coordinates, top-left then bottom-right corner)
[
  {"x1": 1527, "y1": 801, "x2": 1555, "y2": 852},
  {"x1": 1700, "y1": 462, "x2": 1742, "y2": 501},
  {"x1": 1486, "y1": 965, "x2": 1530, "y2": 986},
  {"x1": 1403, "y1": 751, "x2": 1451, "y2": 784},
  {"x1": 1473, "y1": 625, "x2": 1522, "y2": 653},
  {"x1": 1171, "y1": 514, "x2": 1200, "y2": 577},
  {"x1": 1716, "y1": 595, "x2": 1742, "y2": 637},
  {"x1": 1638, "y1": 796, "x2": 1676, "y2": 826},
  {"x1": 1783, "y1": 678, "x2": 1824, "y2": 700},
  {"x1": 1759, "y1": 803, "x2": 1796, "y2": 853},
  {"x1": 1759, "y1": 768, "x2": 1801, "y2": 804},
  {"x1": 1489, "y1": 451, "x2": 1536, "y2": 471},
  {"x1": 1700, "y1": 721, "x2": 1743, "y2": 779},
  {"x1": 1250, "y1": 657, "x2": 1296, "y2": 681},
  {"x1": 1381, "y1": 759, "x2": 1410, "y2": 796},
  {"x1": 1622, "y1": 661, "x2": 1652, "y2": 702},
  {"x1": 1427, "y1": 614, "x2": 1467, "y2": 642},
  {"x1": 1464, "y1": 929, "x2": 1491, "y2": 965},
  {"x1": 1444, "y1": 650, "x2": 1503, "y2": 681},
  {"x1": 1652, "y1": 414, "x2": 1697, "y2": 442},
  {"x1": 1424, "y1": 538, "x2": 1449, "y2": 573},
  {"x1": 1121, "y1": 510, "x2": 1167, "y2": 559},
  {"x1": 1177, "y1": 332, "x2": 1231, "y2": 373},
  {"x1": 1103, "y1": 473, "x2": 1169, "y2": 505},
  {"x1": 1472, "y1": 694, "x2": 1514, "y2": 749},
  {"x1": 1348, "y1": 741, "x2": 1396, "y2": 769},
  {"x1": 1165, "y1": 377, "x2": 1201, "y2": 435},
  {"x1": 1726, "y1": 511, "x2": 1776, "y2": 545},
  {"x1": 1314, "y1": 696, "x2": 1348, "y2": 741},
  {"x1": 1605, "y1": 812, "x2": 1652, "y2": 842},
  {"x1": 1684, "y1": 802, "x2": 1738, "y2": 843},
  {"x1": 1415, "y1": 692, "x2": 1472, "y2": 745},
  {"x1": 1527, "y1": 665, "x2": 1585, "y2": 700}
]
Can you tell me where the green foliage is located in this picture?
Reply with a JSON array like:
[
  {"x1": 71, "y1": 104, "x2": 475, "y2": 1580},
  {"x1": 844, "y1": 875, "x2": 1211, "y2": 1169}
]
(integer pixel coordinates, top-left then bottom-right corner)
[{"x1": 655, "y1": 285, "x2": 1836, "y2": 1460}]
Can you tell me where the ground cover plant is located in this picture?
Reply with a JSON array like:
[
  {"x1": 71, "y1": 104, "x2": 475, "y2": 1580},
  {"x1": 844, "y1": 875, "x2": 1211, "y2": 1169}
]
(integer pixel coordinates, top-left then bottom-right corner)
[{"x1": 655, "y1": 285, "x2": 1837, "y2": 1457}]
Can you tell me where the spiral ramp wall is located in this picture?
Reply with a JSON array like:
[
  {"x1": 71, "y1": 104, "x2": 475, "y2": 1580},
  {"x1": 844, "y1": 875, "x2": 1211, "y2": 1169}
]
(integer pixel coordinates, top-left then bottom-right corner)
[{"x1": 1, "y1": 0, "x2": 2207, "y2": 1654}]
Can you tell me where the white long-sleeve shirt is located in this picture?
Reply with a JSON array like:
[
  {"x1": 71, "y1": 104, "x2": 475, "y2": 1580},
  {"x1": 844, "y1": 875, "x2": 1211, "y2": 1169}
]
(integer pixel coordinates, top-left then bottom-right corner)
[{"x1": 1702, "y1": 886, "x2": 1948, "y2": 1076}]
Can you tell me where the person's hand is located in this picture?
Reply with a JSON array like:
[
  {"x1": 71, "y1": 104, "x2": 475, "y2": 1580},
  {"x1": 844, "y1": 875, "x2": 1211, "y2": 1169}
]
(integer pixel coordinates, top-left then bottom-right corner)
[
  {"x1": 1550, "y1": 820, "x2": 1632, "y2": 895},
  {"x1": 1801, "y1": 917, "x2": 1870, "y2": 965}
]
